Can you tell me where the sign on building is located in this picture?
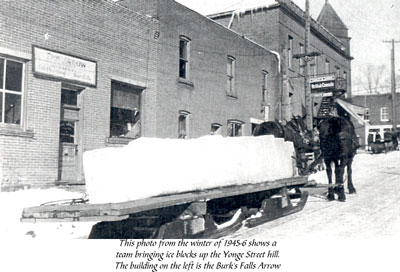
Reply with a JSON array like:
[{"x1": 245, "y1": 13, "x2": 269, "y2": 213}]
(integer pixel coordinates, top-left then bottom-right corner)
[
  {"x1": 33, "y1": 46, "x2": 97, "y2": 87},
  {"x1": 310, "y1": 75, "x2": 335, "y2": 93}
]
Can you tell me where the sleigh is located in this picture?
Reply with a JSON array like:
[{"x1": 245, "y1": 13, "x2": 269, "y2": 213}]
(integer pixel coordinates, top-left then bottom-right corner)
[{"x1": 21, "y1": 176, "x2": 309, "y2": 239}]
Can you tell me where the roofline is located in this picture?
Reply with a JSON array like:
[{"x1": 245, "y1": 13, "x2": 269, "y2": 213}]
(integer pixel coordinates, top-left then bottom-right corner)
[{"x1": 208, "y1": 0, "x2": 352, "y2": 60}]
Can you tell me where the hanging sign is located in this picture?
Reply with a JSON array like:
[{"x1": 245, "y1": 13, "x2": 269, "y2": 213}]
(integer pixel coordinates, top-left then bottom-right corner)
[
  {"x1": 33, "y1": 46, "x2": 97, "y2": 87},
  {"x1": 310, "y1": 75, "x2": 335, "y2": 93}
]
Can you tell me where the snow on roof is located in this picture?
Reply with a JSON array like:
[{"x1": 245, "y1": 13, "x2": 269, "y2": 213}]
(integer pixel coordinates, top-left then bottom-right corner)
[{"x1": 233, "y1": 0, "x2": 278, "y2": 16}]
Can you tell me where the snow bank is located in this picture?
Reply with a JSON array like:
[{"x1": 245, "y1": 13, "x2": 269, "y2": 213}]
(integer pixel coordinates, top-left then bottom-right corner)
[{"x1": 83, "y1": 135, "x2": 296, "y2": 203}]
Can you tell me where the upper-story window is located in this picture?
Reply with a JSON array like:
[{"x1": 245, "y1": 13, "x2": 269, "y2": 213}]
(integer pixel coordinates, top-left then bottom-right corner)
[
  {"x1": 310, "y1": 56, "x2": 317, "y2": 76},
  {"x1": 325, "y1": 59, "x2": 330, "y2": 74},
  {"x1": 227, "y1": 56, "x2": 236, "y2": 97},
  {"x1": 178, "y1": 110, "x2": 190, "y2": 139},
  {"x1": 364, "y1": 108, "x2": 370, "y2": 121},
  {"x1": 262, "y1": 70, "x2": 268, "y2": 104},
  {"x1": 0, "y1": 56, "x2": 24, "y2": 125},
  {"x1": 288, "y1": 36, "x2": 293, "y2": 69},
  {"x1": 343, "y1": 71, "x2": 347, "y2": 80},
  {"x1": 299, "y1": 43, "x2": 304, "y2": 74},
  {"x1": 336, "y1": 66, "x2": 341, "y2": 78},
  {"x1": 179, "y1": 36, "x2": 191, "y2": 79},
  {"x1": 227, "y1": 120, "x2": 244, "y2": 137},
  {"x1": 381, "y1": 107, "x2": 389, "y2": 122}
]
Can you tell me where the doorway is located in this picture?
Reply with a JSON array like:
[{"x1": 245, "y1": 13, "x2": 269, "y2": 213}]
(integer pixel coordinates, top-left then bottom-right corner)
[{"x1": 57, "y1": 86, "x2": 83, "y2": 184}]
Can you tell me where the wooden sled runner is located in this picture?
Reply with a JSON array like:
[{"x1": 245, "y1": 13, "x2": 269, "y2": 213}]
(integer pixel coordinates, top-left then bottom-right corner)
[{"x1": 21, "y1": 176, "x2": 309, "y2": 239}]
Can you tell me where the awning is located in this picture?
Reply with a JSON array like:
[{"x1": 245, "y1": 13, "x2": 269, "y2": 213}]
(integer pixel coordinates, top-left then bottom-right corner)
[{"x1": 336, "y1": 99, "x2": 368, "y2": 126}]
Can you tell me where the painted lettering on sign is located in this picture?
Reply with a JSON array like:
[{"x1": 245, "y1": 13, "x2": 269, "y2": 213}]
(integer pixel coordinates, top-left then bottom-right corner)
[{"x1": 33, "y1": 46, "x2": 97, "y2": 87}]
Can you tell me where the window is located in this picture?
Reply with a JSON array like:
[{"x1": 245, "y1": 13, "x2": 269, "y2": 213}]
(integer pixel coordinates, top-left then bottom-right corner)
[
  {"x1": 0, "y1": 57, "x2": 24, "y2": 125},
  {"x1": 299, "y1": 43, "x2": 304, "y2": 74},
  {"x1": 178, "y1": 111, "x2": 190, "y2": 139},
  {"x1": 227, "y1": 56, "x2": 236, "y2": 97},
  {"x1": 211, "y1": 123, "x2": 222, "y2": 135},
  {"x1": 325, "y1": 60, "x2": 330, "y2": 74},
  {"x1": 381, "y1": 107, "x2": 389, "y2": 122},
  {"x1": 336, "y1": 66, "x2": 340, "y2": 78},
  {"x1": 110, "y1": 81, "x2": 142, "y2": 138},
  {"x1": 288, "y1": 36, "x2": 293, "y2": 69},
  {"x1": 364, "y1": 108, "x2": 370, "y2": 121},
  {"x1": 310, "y1": 56, "x2": 317, "y2": 76},
  {"x1": 343, "y1": 71, "x2": 347, "y2": 80},
  {"x1": 262, "y1": 70, "x2": 268, "y2": 103},
  {"x1": 179, "y1": 36, "x2": 191, "y2": 79},
  {"x1": 227, "y1": 120, "x2": 244, "y2": 137}
]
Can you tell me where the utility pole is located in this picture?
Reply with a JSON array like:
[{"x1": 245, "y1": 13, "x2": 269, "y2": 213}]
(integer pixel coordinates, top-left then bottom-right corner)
[
  {"x1": 383, "y1": 39, "x2": 400, "y2": 135},
  {"x1": 294, "y1": 0, "x2": 320, "y2": 131}
]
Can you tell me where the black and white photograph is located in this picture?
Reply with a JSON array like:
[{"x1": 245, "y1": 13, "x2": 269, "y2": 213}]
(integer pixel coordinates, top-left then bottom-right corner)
[{"x1": 0, "y1": 0, "x2": 399, "y2": 271}]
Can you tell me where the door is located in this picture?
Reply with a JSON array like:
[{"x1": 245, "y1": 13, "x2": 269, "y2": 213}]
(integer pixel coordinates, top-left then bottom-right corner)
[{"x1": 58, "y1": 88, "x2": 83, "y2": 184}]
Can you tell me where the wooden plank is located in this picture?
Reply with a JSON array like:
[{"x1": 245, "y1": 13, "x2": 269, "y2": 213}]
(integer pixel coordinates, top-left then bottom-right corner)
[{"x1": 22, "y1": 176, "x2": 308, "y2": 222}]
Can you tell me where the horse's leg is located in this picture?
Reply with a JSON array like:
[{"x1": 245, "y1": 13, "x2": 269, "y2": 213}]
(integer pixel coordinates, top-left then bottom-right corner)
[
  {"x1": 336, "y1": 158, "x2": 346, "y2": 202},
  {"x1": 347, "y1": 157, "x2": 356, "y2": 194},
  {"x1": 325, "y1": 159, "x2": 334, "y2": 201}
]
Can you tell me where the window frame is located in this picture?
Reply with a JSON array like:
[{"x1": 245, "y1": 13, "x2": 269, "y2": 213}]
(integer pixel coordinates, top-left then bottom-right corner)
[
  {"x1": 109, "y1": 81, "x2": 142, "y2": 139},
  {"x1": 210, "y1": 123, "x2": 222, "y2": 135},
  {"x1": 288, "y1": 36, "x2": 293, "y2": 69},
  {"x1": 227, "y1": 55, "x2": 236, "y2": 97},
  {"x1": 299, "y1": 43, "x2": 304, "y2": 74},
  {"x1": 262, "y1": 70, "x2": 268, "y2": 104},
  {"x1": 380, "y1": 107, "x2": 389, "y2": 122},
  {"x1": 179, "y1": 35, "x2": 191, "y2": 80},
  {"x1": 325, "y1": 59, "x2": 330, "y2": 74},
  {"x1": 178, "y1": 110, "x2": 190, "y2": 139},
  {"x1": 227, "y1": 119, "x2": 244, "y2": 137},
  {"x1": 0, "y1": 56, "x2": 25, "y2": 127}
]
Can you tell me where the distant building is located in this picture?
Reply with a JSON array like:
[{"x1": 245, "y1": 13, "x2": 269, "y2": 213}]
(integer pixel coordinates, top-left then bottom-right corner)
[
  {"x1": 352, "y1": 93, "x2": 400, "y2": 148},
  {"x1": 209, "y1": 0, "x2": 353, "y2": 121}
]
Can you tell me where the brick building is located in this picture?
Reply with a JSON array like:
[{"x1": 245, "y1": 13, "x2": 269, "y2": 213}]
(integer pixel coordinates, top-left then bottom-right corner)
[
  {"x1": 209, "y1": 0, "x2": 353, "y2": 121},
  {"x1": 1, "y1": 0, "x2": 280, "y2": 190},
  {"x1": 352, "y1": 93, "x2": 400, "y2": 148},
  {"x1": 0, "y1": 0, "x2": 159, "y2": 190},
  {"x1": 120, "y1": 0, "x2": 281, "y2": 139}
]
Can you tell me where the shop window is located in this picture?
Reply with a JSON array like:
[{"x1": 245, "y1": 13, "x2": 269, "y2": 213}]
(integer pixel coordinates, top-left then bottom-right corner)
[
  {"x1": 381, "y1": 107, "x2": 389, "y2": 122},
  {"x1": 288, "y1": 36, "x2": 293, "y2": 69},
  {"x1": 227, "y1": 120, "x2": 244, "y2": 137},
  {"x1": 0, "y1": 57, "x2": 23, "y2": 125},
  {"x1": 179, "y1": 36, "x2": 191, "y2": 79},
  {"x1": 211, "y1": 123, "x2": 222, "y2": 135},
  {"x1": 262, "y1": 70, "x2": 268, "y2": 104},
  {"x1": 178, "y1": 110, "x2": 190, "y2": 139},
  {"x1": 110, "y1": 81, "x2": 142, "y2": 138},
  {"x1": 227, "y1": 56, "x2": 236, "y2": 97}
]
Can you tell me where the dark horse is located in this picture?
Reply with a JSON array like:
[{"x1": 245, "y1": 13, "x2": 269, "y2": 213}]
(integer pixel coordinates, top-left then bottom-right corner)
[
  {"x1": 318, "y1": 116, "x2": 359, "y2": 202},
  {"x1": 253, "y1": 116, "x2": 313, "y2": 174}
]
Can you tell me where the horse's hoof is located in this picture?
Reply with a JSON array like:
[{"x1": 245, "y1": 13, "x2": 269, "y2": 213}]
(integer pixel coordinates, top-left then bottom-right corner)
[
  {"x1": 348, "y1": 189, "x2": 357, "y2": 194},
  {"x1": 327, "y1": 194, "x2": 335, "y2": 201},
  {"x1": 337, "y1": 198, "x2": 346, "y2": 202}
]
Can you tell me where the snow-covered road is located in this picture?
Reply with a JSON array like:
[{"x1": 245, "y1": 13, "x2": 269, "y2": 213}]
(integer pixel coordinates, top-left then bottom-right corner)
[{"x1": 228, "y1": 151, "x2": 400, "y2": 239}]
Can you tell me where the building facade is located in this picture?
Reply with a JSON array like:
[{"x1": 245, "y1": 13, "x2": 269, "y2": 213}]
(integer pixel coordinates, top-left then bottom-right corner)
[
  {"x1": 1, "y1": 0, "x2": 281, "y2": 190},
  {"x1": 120, "y1": 0, "x2": 281, "y2": 139},
  {"x1": 0, "y1": 0, "x2": 159, "y2": 190},
  {"x1": 352, "y1": 93, "x2": 400, "y2": 148},
  {"x1": 210, "y1": 0, "x2": 353, "y2": 121}
]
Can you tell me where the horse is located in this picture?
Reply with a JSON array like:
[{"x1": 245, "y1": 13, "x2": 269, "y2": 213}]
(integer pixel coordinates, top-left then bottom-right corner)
[
  {"x1": 253, "y1": 116, "x2": 314, "y2": 174},
  {"x1": 318, "y1": 116, "x2": 359, "y2": 202}
]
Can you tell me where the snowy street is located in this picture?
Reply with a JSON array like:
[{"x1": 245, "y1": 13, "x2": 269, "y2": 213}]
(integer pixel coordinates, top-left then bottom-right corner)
[{"x1": 228, "y1": 150, "x2": 400, "y2": 239}]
